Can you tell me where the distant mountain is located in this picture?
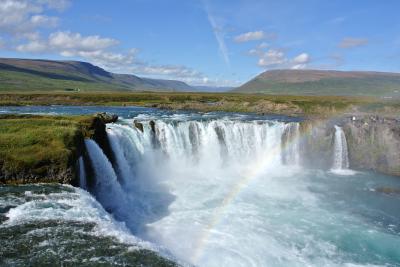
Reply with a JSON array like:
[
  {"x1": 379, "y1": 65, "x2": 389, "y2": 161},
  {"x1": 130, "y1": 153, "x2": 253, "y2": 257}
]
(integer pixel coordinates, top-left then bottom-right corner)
[
  {"x1": 0, "y1": 58, "x2": 194, "y2": 92},
  {"x1": 194, "y1": 86, "x2": 233, "y2": 92},
  {"x1": 234, "y1": 69, "x2": 400, "y2": 97}
]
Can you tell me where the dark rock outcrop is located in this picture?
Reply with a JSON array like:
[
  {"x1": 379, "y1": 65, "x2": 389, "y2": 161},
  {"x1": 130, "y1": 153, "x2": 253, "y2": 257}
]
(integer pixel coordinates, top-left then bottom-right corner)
[
  {"x1": 95, "y1": 112, "x2": 118, "y2": 123},
  {"x1": 149, "y1": 120, "x2": 156, "y2": 133},
  {"x1": 82, "y1": 113, "x2": 118, "y2": 171},
  {"x1": 134, "y1": 120, "x2": 144, "y2": 132}
]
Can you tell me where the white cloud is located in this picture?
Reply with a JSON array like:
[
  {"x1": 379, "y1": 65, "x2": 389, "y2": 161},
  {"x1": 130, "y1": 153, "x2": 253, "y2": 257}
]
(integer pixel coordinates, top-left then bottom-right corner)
[
  {"x1": 293, "y1": 53, "x2": 310, "y2": 64},
  {"x1": 49, "y1": 31, "x2": 119, "y2": 52},
  {"x1": 249, "y1": 43, "x2": 311, "y2": 70},
  {"x1": 16, "y1": 40, "x2": 47, "y2": 52},
  {"x1": 291, "y1": 64, "x2": 305, "y2": 70},
  {"x1": 30, "y1": 15, "x2": 59, "y2": 28},
  {"x1": 258, "y1": 49, "x2": 286, "y2": 67},
  {"x1": 291, "y1": 53, "x2": 310, "y2": 69},
  {"x1": 338, "y1": 37, "x2": 368, "y2": 48},
  {"x1": 257, "y1": 42, "x2": 269, "y2": 49},
  {"x1": 234, "y1": 31, "x2": 267, "y2": 43},
  {"x1": 16, "y1": 31, "x2": 133, "y2": 70},
  {"x1": 16, "y1": 31, "x2": 119, "y2": 53},
  {"x1": 0, "y1": 0, "x2": 67, "y2": 37},
  {"x1": 0, "y1": 0, "x2": 39, "y2": 30}
]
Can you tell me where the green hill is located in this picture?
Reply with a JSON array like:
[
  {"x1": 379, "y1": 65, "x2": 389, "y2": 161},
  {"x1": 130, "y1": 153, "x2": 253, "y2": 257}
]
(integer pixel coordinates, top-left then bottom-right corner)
[
  {"x1": 0, "y1": 58, "x2": 194, "y2": 92},
  {"x1": 234, "y1": 69, "x2": 400, "y2": 97}
]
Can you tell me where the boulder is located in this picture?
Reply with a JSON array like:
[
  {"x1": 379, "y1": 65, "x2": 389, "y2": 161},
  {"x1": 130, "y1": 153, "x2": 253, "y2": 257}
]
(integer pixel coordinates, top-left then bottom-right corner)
[{"x1": 95, "y1": 112, "x2": 118, "y2": 123}]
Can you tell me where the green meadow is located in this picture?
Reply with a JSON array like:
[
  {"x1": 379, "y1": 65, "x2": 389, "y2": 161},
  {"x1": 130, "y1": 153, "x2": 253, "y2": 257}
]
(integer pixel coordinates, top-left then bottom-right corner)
[{"x1": 0, "y1": 114, "x2": 93, "y2": 183}]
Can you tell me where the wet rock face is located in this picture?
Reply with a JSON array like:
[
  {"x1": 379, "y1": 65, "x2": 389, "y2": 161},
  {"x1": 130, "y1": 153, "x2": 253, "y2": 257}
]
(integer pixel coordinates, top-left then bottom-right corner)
[
  {"x1": 149, "y1": 120, "x2": 156, "y2": 133},
  {"x1": 297, "y1": 115, "x2": 400, "y2": 177},
  {"x1": 342, "y1": 116, "x2": 400, "y2": 176},
  {"x1": 89, "y1": 116, "x2": 116, "y2": 167},
  {"x1": 134, "y1": 120, "x2": 144, "y2": 132}
]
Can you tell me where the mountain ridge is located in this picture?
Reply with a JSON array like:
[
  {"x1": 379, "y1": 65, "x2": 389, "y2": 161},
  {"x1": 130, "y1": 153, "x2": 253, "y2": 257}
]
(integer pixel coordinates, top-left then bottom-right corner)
[
  {"x1": 234, "y1": 69, "x2": 400, "y2": 97},
  {"x1": 0, "y1": 58, "x2": 194, "y2": 92}
]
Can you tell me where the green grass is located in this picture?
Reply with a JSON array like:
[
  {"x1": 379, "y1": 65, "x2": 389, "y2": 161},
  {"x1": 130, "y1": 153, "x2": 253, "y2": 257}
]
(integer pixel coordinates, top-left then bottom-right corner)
[
  {"x1": 0, "y1": 69, "x2": 129, "y2": 92},
  {"x1": 1, "y1": 92, "x2": 398, "y2": 117},
  {"x1": 0, "y1": 114, "x2": 92, "y2": 182}
]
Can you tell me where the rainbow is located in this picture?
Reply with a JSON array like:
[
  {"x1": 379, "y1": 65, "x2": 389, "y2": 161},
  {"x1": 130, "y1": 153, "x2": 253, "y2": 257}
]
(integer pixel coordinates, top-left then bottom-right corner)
[{"x1": 190, "y1": 117, "x2": 330, "y2": 264}]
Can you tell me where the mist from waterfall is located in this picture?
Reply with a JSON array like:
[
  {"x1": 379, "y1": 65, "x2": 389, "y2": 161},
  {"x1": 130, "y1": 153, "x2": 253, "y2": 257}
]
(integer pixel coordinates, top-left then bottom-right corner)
[{"x1": 81, "y1": 116, "x2": 399, "y2": 267}]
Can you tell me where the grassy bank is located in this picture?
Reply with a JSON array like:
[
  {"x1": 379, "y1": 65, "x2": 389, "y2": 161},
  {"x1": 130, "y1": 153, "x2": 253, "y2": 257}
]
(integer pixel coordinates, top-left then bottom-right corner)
[
  {"x1": 1, "y1": 92, "x2": 399, "y2": 117},
  {"x1": 0, "y1": 114, "x2": 94, "y2": 184}
]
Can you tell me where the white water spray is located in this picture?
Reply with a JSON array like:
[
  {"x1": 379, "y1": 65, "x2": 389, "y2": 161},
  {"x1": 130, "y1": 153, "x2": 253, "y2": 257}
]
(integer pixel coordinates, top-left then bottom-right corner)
[{"x1": 332, "y1": 125, "x2": 350, "y2": 171}]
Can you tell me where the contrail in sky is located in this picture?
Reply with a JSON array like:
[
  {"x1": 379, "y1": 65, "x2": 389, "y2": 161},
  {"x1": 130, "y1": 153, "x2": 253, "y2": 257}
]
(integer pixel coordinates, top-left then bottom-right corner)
[{"x1": 203, "y1": 1, "x2": 230, "y2": 68}]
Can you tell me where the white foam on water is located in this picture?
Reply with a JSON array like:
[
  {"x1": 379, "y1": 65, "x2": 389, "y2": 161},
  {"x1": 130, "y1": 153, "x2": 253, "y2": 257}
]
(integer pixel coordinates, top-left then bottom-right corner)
[{"x1": 0, "y1": 185, "x2": 184, "y2": 263}]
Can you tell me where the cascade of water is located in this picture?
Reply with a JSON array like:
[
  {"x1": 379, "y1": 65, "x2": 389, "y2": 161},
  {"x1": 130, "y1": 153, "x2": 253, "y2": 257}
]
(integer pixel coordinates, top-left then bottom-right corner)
[
  {"x1": 78, "y1": 156, "x2": 87, "y2": 190},
  {"x1": 84, "y1": 139, "x2": 126, "y2": 213},
  {"x1": 107, "y1": 128, "x2": 136, "y2": 186},
  {"x1": 282, "y1": 122, "x2": 301, "y2": 166},
  {"x1": 332, "y1": 125, "x2": 350, "y2": 170},
  {"x1": 107, "y1": 119, "x2": 288, "y2": 172}
]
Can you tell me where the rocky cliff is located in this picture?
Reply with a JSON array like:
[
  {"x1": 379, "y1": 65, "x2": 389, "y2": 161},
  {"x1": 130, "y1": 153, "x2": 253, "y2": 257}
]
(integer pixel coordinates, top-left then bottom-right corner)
[
  {"x1": 298, "y1": 116, "x2": 400, "y2": 176},
  {"x1": 343, "y1": 116, "x2": 400, "y2": 176}
]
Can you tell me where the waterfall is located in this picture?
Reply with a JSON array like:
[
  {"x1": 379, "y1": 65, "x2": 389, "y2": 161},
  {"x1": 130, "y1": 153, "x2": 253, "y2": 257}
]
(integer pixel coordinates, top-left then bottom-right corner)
[
  {"x1": 78, "y1": 156, "x2": 87, "y2": 190},
  {"x1": 106, "y1": 119, "x2": 289, "y2": 172},
  {"x1": 282, "y1": 122, "x2": 301, "y2": 166},
  {"x1": 332, "y1": 125, "x2": 350, "y2": 170},
  {"x1": 84, "y1": 119, "x2": 305, "y2": 236},
  {"x1": 84, "y1": 139, "x2": 127, "y2": 213}
]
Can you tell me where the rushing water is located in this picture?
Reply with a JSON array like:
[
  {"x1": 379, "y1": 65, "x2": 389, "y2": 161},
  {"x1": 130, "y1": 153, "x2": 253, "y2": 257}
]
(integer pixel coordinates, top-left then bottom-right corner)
[
  {"x1": 332, "y1": 125, "x2": 350, "y2": 171},
  {"x1": 1, "y1": 106, "x2": 400, "y2": 267}
]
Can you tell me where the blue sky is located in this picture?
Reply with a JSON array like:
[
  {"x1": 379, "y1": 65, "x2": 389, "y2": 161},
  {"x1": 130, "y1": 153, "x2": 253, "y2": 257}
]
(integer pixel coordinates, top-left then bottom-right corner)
[{"x1": 1, "y1": 0, "x2": 400, "y2": 86}]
